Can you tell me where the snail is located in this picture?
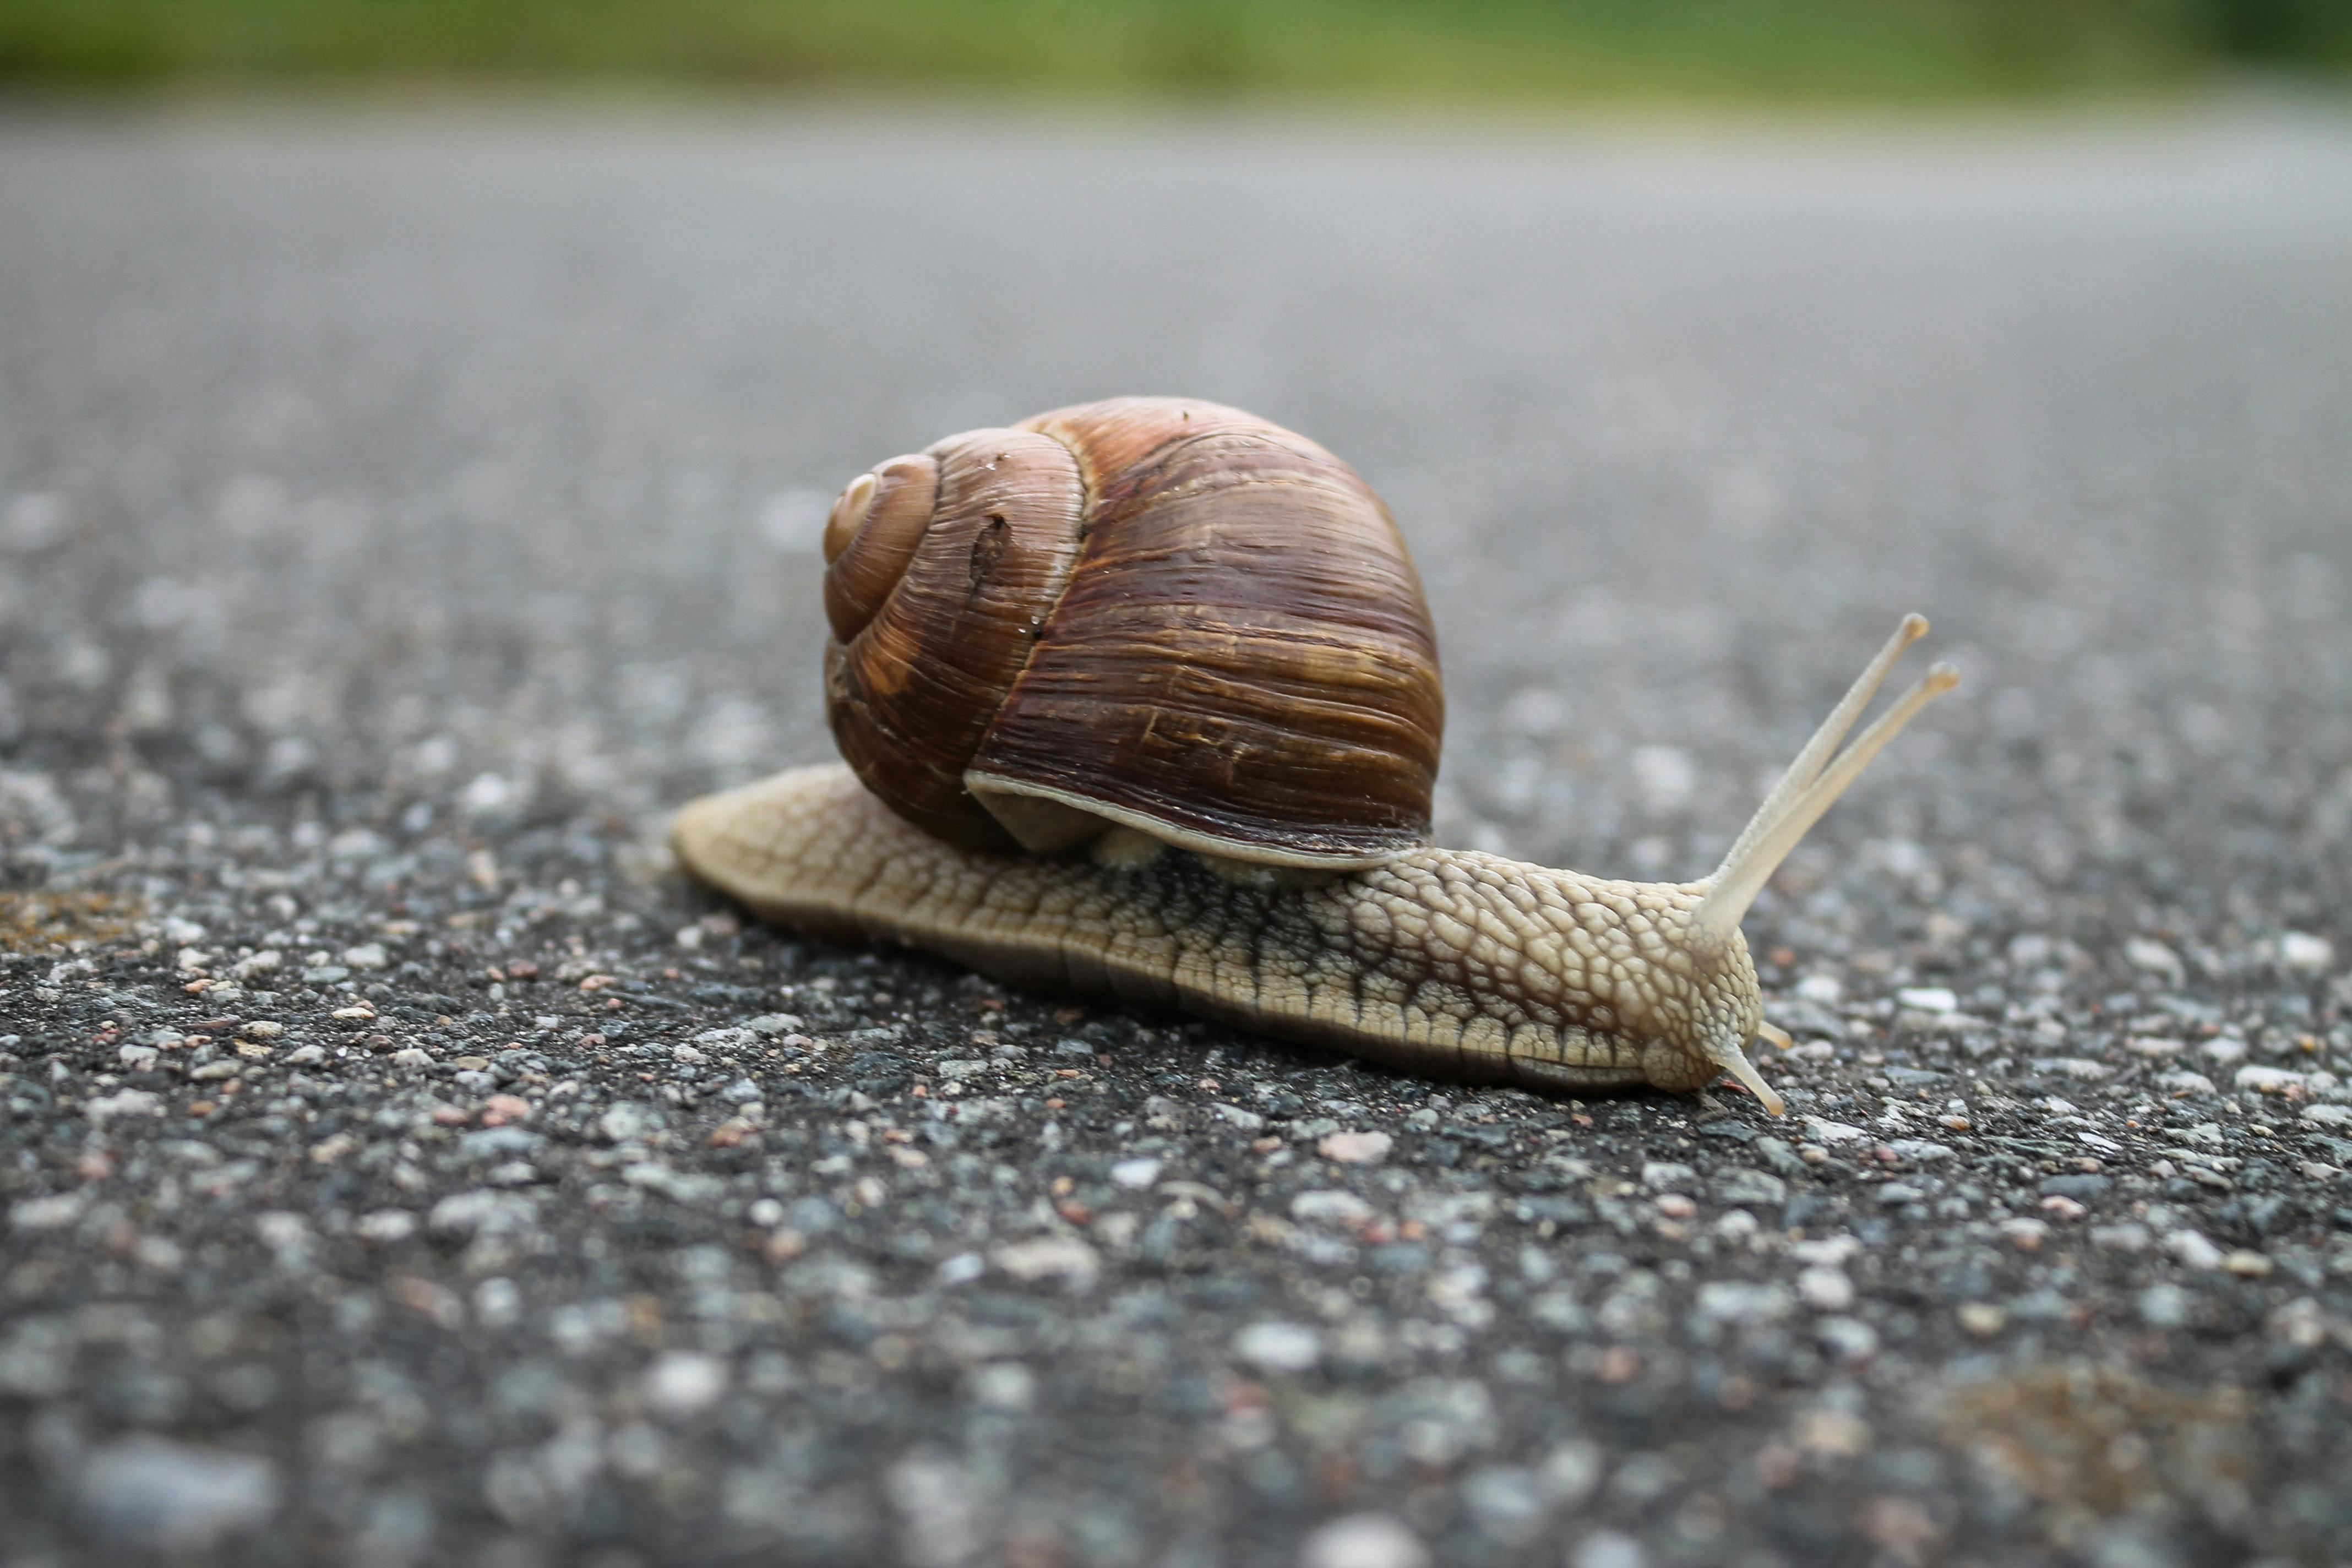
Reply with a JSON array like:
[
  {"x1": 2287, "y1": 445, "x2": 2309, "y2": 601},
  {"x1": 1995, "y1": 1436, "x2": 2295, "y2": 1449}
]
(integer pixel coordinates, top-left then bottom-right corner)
[{"x1": 673, "y1": 397, "x2": 1958, "y2": 1115}]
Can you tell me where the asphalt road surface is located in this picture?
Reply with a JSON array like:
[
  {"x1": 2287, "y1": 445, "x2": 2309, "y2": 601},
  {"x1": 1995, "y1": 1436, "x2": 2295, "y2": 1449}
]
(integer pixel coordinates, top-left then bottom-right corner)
[{"x1": 3, "y1": 100, "x2": 2351, "y2": 1568}]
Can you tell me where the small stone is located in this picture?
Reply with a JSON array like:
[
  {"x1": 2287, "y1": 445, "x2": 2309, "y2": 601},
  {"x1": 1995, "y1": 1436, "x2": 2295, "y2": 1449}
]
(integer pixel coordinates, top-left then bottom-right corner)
[
  {"x1": 2032, "y1": 1057, "x2": 2113, "y2": 1081},
  {"x1": 2222, "y1": 1250, "x2": 2273, "y2": 1277},
  {"x1": 2138, "y1": 1283, "x2": 2192, "y2": 1329},
  {"x1": 1712, "y1": 1168, "x2": 1787, "y2": 1207},
  {"x1": 2000, "y1": 1218, "x2": 2049, "y2": 1250},
  {"x1": 9, "y1": 1191, "x2": 89, "y2": 1231},
  {"x1": 991, "y1": 1235, "x2": 1100, "y2": 1286},
  {"x1": 1319, "y1": 1130, "x2": 1392, "y2": 1164},
  {"x1": 2166, "y1": 1231, "x2": 2225, "y2": 1270},
  {"x1": 1793, "y1": 1407, "x2": 1871, "y2": 1458},
  {"x1": 1234, "y1": 1320, "x2": 1322, "y2": 1374},
  {"x1": 643, "y1": 1350, "x2": 728, "y2": 1418},
  {"x1": 85, "y1": 1088, "x2": 162, "y2": 1123},
  {"x1": 1570, "y1": 1528, "x2": 1649, "y2": 1568},
  {"x1": 1956, "y1": 1302, "x2": 2007, "y2": 1337},
  {"x1": 1816, "y1": 1316, "x2": 1879, "y2": 1362},
  {"x1": 389, "y1": 1048, "x2": 432, "y2": 1068},
  {"x1": 339, "y1": 943, "x2": 389, "y2": 970},
  {"x1": 1459, "y1": 1466, "x2": 1545, "y2": 1545},
  {"x1": 78, "y1": 1437, "x2": 280, "y2": 1549},
  {"x1": 1696, "y1": 1280, "x2": 1791, "y2": 1321},
  {"x1": 1291, "y1": 1189, "x2": 1375, "y2": 1226},
  {"x1": 1110, "y1": 1157, "x2": 1163, "y2": 1190},
  {"x1": 967, "y1": 1362, "x2": 1035, "y2": 1411},
  {"x1": 1538, "y1": 1439, "x2": 1604, "y2": 1505},
  {"x1": 355, "y1": 1210, "x2": 418, "y2": 1243},
  {"x1": 1797, "y1": 1267, "x2": 1855, "y2": 1311},
  {"x1": 2279, "y1": 932, "x2": 2334, "y2": 973},
  {"x1": 1298, "y1": 1512, "x2": 1431, "y2": 1568},
  {"x1": 1895, "y1": 987, "x2": 1957, "y2": 1014},
  {"x1": 1641, "y1": 1161, "x2": 1697, "y2": 1192}
]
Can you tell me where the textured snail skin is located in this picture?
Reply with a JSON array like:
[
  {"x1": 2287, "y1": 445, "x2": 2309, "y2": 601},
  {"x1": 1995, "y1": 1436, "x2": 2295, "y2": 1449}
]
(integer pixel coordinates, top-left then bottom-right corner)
[{"x1": 673, "y1": 763, "x2": 1763, "y2": 1099}]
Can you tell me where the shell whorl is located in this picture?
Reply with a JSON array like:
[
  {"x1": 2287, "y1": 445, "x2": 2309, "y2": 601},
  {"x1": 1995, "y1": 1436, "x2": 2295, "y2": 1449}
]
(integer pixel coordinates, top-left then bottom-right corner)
[{"x1": 819, "y1": 397, "x2": 1444, "y2": 868}]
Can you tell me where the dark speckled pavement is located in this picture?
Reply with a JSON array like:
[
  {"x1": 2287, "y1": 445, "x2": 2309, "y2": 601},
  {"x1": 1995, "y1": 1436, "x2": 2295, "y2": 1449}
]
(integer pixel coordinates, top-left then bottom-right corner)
[{"x1": 2, "y1": 102, "x2": 2350, "y2": 1568}]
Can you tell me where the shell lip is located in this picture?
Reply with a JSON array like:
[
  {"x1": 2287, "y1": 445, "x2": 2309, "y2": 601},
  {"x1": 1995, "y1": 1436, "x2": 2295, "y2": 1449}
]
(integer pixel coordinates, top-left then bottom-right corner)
[{"x1": 965, "y1": 771, "x2": 1419, "y2": 870}]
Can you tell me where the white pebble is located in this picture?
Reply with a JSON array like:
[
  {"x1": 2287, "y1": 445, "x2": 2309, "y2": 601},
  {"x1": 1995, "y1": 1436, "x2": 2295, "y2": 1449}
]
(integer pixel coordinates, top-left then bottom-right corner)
[
  {"x1": 2279, "y1": 932, "x2": 2334, "y2": 972},
  {"x1": 355, "y1": 1210, "x2": 418, "y2": 1243},
  {"x1": 990, "y1": 1235, "x2": 1100, "y2": 1284},
  {"x1": 1109, "y1": 1158, "x2": 1163, "y2": 1190},
  {"x1": 1570, "y1": 1530, "x2": 1648, "y2": 1568},
  {"x1": 1640, "y1": 1161, "x2": 1697, "y2": 1192},
  {"x1": 1233, "y1": 1321, "x2": 1323, "y2": 1374},
  {"x1": 2166, "y1": 1230, "x2": 2225, "y2": 1270},
  {"x1": 643, "y1": 1351, "x2": 728, "y2": 1418},
  {"x1": 1797, "y1": 1267, "x2": 1856, "y2": 1311},
  {"x1": 77, "y1": 1438, "x2": 280, "y2": 1549},
  {"x1": 967, "y1": 1362, "x2": 1035, "y2": 1411},
  {"x1": 1317, "y1": 1130, "x2": 1392, "y2": 1164},
  {"x1": 1299, "y1": 1513, "x2": 1431, "y2": 1568}
]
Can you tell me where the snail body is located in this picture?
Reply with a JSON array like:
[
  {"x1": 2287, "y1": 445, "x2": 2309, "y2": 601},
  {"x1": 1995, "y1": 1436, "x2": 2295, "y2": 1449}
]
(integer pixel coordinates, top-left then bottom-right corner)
[{"x1": 676, "y1": 398, "x2": 1958, "y2": 1115}]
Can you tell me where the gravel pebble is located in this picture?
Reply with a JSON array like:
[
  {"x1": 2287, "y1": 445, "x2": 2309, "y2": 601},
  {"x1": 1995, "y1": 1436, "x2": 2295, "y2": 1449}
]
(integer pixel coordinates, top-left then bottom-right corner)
[
  {"x1": 1299, "y1": 1513, "x2": 1431, "y2": 1568},
  {"x1": 77, "y1": 1437, "x2": 281, "y2": 1549}
]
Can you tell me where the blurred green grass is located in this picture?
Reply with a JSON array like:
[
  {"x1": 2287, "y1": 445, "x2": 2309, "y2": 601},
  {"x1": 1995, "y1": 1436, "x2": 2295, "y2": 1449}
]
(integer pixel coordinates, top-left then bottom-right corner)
[{"x1": 1, "y1": 0, "x2": 2346, "y2": 101}]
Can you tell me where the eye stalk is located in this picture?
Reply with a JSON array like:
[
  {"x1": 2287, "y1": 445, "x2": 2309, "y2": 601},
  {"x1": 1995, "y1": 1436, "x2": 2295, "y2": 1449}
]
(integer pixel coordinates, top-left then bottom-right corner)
[{"x1": 1684, "y1": 615, "x2": 1961, "y2": 1112}]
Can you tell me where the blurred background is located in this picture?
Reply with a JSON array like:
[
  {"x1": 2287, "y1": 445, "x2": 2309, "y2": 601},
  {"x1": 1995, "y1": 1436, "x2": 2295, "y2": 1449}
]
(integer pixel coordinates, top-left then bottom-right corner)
[{"x1": 3, "y1": 0, "x2": 2348, "y2": 102}]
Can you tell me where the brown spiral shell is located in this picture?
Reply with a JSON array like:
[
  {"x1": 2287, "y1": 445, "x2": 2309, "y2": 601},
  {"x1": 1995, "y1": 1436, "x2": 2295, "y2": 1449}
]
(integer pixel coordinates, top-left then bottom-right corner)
[{"x1": 818, "y1": 397, "x2": 1443, "y2": 868}]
